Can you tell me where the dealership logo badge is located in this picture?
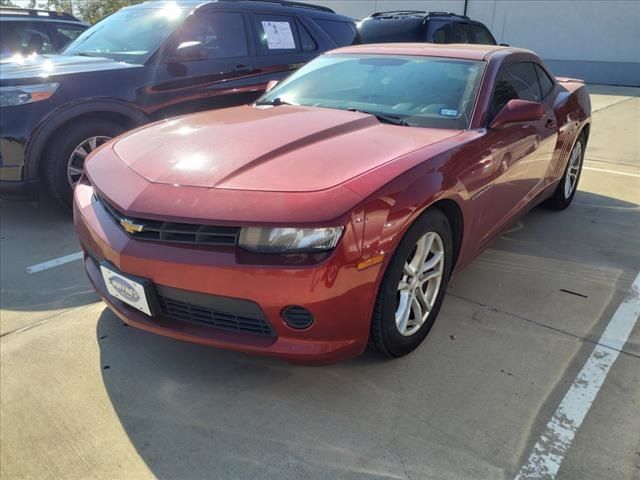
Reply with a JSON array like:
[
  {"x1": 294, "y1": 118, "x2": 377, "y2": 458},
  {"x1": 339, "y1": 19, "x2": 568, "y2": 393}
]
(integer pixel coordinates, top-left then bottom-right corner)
[
  {"x1": 119, "y1": 216, "x2": 144, "y2": 234},
  {"x1": 108, "y1": 276, "x2": 140, "y2": 303}
]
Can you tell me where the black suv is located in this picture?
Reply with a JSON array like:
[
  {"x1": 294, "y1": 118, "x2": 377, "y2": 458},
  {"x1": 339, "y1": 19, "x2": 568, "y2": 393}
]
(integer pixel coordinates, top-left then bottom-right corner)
[
  {"x1": 0, "y1": 0, "x2": 356, "y2": 206},
  {"x1": 357, "y1": 11, "x2": 497, "y2": 45},
  {"x1": 0, "y1": 8, "x2": 87, "y2": 57}
]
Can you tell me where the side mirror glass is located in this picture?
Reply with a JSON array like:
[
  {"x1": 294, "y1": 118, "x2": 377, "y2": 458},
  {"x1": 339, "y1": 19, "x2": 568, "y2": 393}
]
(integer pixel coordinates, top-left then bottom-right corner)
[
  {"x1": 490, "y1": 99, "x2": 544, "y2": 129},
  {"x1": 265, "y1": 80, "x2": 279, "y2": 92},
  {"x1": 169, "y1": 41, "x2": 207, "y2": 62}
]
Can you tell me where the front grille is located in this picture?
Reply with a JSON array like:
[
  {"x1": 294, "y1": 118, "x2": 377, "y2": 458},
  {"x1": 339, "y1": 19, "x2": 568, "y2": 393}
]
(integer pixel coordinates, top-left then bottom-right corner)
[
  {"x1": 98, "y1": 195, "x2": 240, "y2": 246},
  {"x1": 158, "y1": 296, "x2": 275, "y2": 337}
]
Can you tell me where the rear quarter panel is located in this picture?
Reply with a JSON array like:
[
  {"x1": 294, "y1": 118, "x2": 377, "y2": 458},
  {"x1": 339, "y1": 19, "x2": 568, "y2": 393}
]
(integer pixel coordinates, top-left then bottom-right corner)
[{"x1": 546, "y1": 81, "x2": 592, "y2": 183}]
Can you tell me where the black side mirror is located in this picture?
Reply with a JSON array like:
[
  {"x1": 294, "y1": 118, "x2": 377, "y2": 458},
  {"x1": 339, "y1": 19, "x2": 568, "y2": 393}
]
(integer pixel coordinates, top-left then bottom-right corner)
[{"x1": 169, "y1": 41, "x2": 207, "y2": 62}]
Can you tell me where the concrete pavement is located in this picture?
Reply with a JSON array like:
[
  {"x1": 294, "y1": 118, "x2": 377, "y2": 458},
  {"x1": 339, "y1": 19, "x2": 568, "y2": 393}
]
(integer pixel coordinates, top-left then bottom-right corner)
[{"x1": 1, "y1": 85, "x2": 639, "y2": 480}]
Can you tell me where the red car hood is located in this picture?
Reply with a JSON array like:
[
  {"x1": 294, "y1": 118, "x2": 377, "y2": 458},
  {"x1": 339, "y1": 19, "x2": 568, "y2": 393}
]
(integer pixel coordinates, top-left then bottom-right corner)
[{"x1": 111, "y1": 105, "x2": 461, "y2": 192}]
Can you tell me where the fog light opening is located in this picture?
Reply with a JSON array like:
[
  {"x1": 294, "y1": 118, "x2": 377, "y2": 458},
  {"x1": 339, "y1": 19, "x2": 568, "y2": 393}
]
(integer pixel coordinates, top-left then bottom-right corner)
[{"x1": 282, "y1": 306, "x2": 314, "y2": 330}]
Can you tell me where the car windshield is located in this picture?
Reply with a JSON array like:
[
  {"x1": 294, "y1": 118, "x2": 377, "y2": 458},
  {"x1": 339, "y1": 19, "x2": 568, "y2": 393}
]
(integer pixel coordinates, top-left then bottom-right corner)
[
  {"x1": 62, "y1": 4, "x2": 189, "y2": 64},
  {"x1": 259, "y1": 54, "x2": 485, "y2": 129}
]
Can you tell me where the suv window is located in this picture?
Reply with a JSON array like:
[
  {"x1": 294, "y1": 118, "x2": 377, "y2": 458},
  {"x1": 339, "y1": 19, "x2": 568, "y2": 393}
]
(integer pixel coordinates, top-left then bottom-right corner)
[
  {"x1": 491, "y1": 62, "x2": 542, "y2": 118},
  {"x1": 470, "y1": 23, "x2": 494, "y2": 45},
  {"x1": 179, "y1": 12, "x2": 248, "y2": 59},
  {"x1": 51, "y1": 23, "x2": 86, "y2": 48},
  {"x1": 296, "y1": 20, "x2": 317, "y2": 52},
  {"x1": 426, "y1": 18, "x2": 450, "y2": 43},
  {"x1": 315, "y1": 19, "x2": 357, "y2": 46},
  {"x1": 0, "y1": 21, "x2": 56, "y2": 56},
  {"x1": 535, "y1": 64, "x2": 555, "y2": 98},
  {"x1": 254, "y1": 14, "x2": 299, "y2": 53},
  {"x1": 451, "y1": 21, "x2": 472, "y2": 43}
]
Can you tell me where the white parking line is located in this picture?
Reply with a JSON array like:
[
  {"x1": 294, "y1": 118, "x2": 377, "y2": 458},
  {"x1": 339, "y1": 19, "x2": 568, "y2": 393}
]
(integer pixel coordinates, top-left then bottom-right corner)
[
  {"x1": 583, "y1": 166, "x2": 640, "y2": 178},
  {"x1": 26, "y1": 251, "x2": 83, "y2": 274},
  {"x1": 515, "y1": 272, "x2": 640, "y2": 479}
]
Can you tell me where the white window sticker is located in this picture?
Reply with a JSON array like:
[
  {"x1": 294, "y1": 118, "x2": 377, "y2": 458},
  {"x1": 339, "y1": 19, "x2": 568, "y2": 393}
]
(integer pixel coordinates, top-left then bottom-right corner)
[{"x1": 262, "y1": 21, "x2": 296, "y2": 49}]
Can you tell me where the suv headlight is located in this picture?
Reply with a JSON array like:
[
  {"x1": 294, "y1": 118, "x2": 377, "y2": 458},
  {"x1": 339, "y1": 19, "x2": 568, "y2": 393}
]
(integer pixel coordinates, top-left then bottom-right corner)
[
  {"x1": 239, "y1": 227, "x2": 344, "y2": 254},
  {"x1": 0, "y1": 83, "x2": 59, "y2": 108}
]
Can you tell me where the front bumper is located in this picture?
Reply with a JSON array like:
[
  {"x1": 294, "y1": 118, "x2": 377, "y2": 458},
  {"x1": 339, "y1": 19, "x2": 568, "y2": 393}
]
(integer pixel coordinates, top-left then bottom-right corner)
[{"x1": 74, "y1": 182, "x2": 383, "y2": 363}]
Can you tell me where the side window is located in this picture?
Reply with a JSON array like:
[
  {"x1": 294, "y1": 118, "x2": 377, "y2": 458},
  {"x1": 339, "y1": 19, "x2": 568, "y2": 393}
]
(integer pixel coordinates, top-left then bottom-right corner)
[
  {"x1": 0, "y1": 23, "x2": 23, "y2": 56},
  {"x1": 491, "y1": 69, "x2": 519, "y2": 118},
  {"x1": 426, "y1": 19, "x2": 450, "y2": 44},
  {"x1": 506, "y1": 62, "x2": 542, "y2": 101},
  {"x1": 490, "y1": 62, "x2": 543, "y2": 119},
  {"x1": 315, "y1": 19, "x2": 357, "y2": 46},
  {"x1": 470, "y1": 24, "x2": 495, "y2": 45},
  {"x1": 451, "y1": 21, "x2": 472, "y2": 43},
  {"x1": 52, "y1": 24, "x2": 86, "y2": 49},
  {"x1": 174, "y1": 12, "x2": 248, "y2": 59},
  {"x1": 297, "y1": 20, "x2": 317, "y2": 52},
  {"x1": 0, "y1": 22, "x2": 56, "y2": 56},
  {"x1": 535, "y1": 64, "x2": 555, "y2": 98},
  {"x1": 254, "y1": 14, "x2": 299, "y2": 53}
]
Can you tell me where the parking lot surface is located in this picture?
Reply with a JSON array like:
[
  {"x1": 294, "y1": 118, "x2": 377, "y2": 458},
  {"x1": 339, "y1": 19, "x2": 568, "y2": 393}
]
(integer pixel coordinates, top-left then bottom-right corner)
[{"x1": 1, "y1": 85, "x2": 639, "y2": 480}]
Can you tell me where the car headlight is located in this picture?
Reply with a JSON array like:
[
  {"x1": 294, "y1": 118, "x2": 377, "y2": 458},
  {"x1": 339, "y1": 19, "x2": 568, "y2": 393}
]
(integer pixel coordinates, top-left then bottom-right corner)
[
  {"x1": 238, "y1": 227, "x2": 344, "y2": 254},
  {"x1": 0, "y1": 83, "x2": 59, "y2": 108}
]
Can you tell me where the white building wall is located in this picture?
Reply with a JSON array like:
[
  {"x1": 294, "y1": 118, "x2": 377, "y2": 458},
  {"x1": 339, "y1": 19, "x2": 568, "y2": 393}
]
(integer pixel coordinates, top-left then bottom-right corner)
[{"x1": 303, "y1": 0, "x2": 640, "y2": 85}]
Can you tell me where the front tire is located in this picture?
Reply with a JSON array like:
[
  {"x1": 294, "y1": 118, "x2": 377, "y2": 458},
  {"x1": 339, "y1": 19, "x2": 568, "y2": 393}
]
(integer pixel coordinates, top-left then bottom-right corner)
[
  {"x1": 42, "y1": 118, "x2": 124, "y2": 209},
  {"x1": 371, "y1": 208, "x2": 453, "y2": 358},
  {"x1": 544, "y1": 132, "x2": 586, "y2": 210}
]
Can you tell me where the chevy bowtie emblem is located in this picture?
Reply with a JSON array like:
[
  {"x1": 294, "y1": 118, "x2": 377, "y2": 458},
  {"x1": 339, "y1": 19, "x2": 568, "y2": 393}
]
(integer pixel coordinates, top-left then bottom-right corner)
[{"x1": 119, "y1": 217, "x2": 144, "y2": 234}]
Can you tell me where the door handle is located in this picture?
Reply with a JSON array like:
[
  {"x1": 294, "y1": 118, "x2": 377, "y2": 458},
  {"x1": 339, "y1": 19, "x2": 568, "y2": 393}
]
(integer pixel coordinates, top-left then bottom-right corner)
[
  {"x1": 545, "y1": 118, "x2": 557, "y2": 129},
  {"x1": 233, "y1": 64, "x2": 253, "y2": 73}
]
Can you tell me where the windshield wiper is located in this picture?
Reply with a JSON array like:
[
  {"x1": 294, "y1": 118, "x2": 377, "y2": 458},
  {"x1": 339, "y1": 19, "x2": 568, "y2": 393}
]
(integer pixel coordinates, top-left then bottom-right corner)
[
  {"x1": 255, "y1": 97, "x2": 292, "y2": 106},
  {"x1": 74, "y1": 52, "x2": 97, "y2": 57},
  {"x1": 346, "y1": 108, "x2": 411, "y2": 126}
]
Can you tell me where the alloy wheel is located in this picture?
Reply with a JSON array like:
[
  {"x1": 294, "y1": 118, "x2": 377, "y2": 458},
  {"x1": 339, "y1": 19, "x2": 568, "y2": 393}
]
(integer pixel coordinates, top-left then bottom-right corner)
[
  {"x1": 564, "y1": 140, "x2": 583, "y2": 199},
  {"x1": 395, "y1": 231, "x2": 445, "y2": 336},
  {"x1": 67, "y1": 136, "x2": 111, "y2": 187}
]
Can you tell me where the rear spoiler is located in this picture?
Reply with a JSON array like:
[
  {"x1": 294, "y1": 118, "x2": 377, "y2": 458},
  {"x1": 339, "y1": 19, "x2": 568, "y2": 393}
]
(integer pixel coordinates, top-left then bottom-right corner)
[{"x1": 556, "y1": 76, "x2": 585, "y2": 84}]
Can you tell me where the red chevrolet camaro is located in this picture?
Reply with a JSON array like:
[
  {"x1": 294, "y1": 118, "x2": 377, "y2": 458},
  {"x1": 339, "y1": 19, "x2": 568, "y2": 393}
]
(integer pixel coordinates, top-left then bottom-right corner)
[{"x1": 74, "y1": 44, "x2": 591, "y2": 363}]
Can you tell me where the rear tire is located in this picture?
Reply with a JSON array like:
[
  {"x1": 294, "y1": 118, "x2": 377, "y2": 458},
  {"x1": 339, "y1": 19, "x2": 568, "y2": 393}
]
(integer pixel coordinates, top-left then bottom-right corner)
[
  {"x1": 544, "y1": 132, "x2": 586, "y2": 210},
  {"x1": 42, "y1": 118, "x2": 124, "y2": 209},
  {"x1": 371, "y1": 208, "x2": 453, "y2": 358}
]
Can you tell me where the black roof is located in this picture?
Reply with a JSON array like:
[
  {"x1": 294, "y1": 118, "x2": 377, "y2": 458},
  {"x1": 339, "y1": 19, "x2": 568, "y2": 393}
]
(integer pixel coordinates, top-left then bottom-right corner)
[
  {"x1": 134, "y1": 0, "x2": 335, "y2": 14},
  {"x1": 368, "y1": 10, "x2": 469, "y2": 20},
  {"x1": 0, "y1": 7, "x2": 83, "y2": 22}
]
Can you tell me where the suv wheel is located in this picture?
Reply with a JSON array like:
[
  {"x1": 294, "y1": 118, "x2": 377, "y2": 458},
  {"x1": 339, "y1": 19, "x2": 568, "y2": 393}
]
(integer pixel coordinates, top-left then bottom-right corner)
[{"x1": 43, "y1": 118, "x2": 124, "y2": 208}]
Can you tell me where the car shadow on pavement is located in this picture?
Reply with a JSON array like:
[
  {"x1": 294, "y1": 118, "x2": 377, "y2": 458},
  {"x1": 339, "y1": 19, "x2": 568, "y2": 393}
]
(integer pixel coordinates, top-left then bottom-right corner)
[
  {"x1": 0, "y1": 197, "x2": 99, "y2": 326},
  {"x1": 95, "y1": 190, "x2": 639, "y2": 480}
]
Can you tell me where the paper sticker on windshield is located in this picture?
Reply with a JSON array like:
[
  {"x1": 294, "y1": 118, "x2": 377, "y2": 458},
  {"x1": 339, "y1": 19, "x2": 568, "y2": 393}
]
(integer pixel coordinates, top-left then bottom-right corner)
[
  {"x1": 440, "y1": 108, "x2": 459, "y2": 117},
  {"x1": 262, "y1": 21, "x2": 295, "y2": 49}
]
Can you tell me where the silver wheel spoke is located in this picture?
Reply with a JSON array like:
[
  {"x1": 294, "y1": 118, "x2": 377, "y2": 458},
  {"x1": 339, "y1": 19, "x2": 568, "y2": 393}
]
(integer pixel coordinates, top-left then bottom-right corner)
[
  {"x1": 420, "y1": 269, "x2": 442, "y2": 283},
  {"x1": 410, "y1": 295, "x2": 424, "y2": 327},
  {"x1": 67, "y1": 136, "x2": 111, "y2": 188},
  {"x1": 415, "y1": 286, "x2": 431, "y2": 315},
  {"x1": 421, "y1": 250, "x2": 443, "y2": 275},
  {"x1": 398, "y1": 278, "x2": 412, "y2": 292},
  {"x1": 396, "y1": 292, "x2": 412, "y2": 334},
  {"x1": 403, "y1": 263, "x2": 416, "y2": 277},
  {"x1": 73, "y1": 147, "x2": 89, "y2": 159}
]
